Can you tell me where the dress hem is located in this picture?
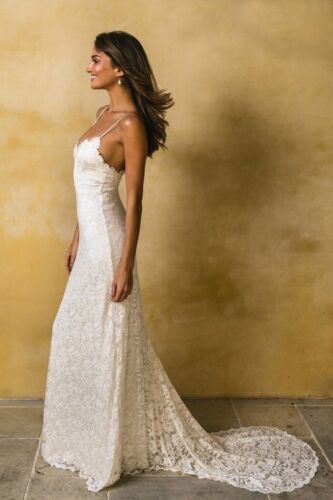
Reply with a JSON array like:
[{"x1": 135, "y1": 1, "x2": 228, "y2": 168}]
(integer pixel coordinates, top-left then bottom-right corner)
[{"x1": 41, "y1": 425, "x2": 320, "y2": 494}]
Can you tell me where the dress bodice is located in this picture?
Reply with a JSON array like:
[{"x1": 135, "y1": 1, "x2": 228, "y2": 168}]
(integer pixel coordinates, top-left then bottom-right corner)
[
  {"x1": 73, "y1": 136, "x2": 124, "y2": 195},
  {"x1": 73, "y1": 105, "x2": 137, "y2": 194}
]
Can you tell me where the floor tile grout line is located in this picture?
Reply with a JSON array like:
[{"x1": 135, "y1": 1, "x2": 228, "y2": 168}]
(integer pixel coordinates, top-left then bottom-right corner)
[
  {"x1": 0, "y1": 436, "x2": 40, "y2": 440},
  {"x1": 0, "y1": 399, "x2": 44, "y2": 401},
  {"x1": 0, "y1": 401, "x2": 43, "y2": 403},
  {"x1": 294, "y1": 405, "x2": 333, "y2": 408},
  {"x1": 181, "y1": 397, "x2": 333, "y2": 401},
  {"x1": 1, "y1": 399, "x2": 333, "y2": 408},
  {"x1": 227, "y1": 400, "x2": 333, "y2": 407},
  {"x1": 23, "y1": 435, "x2": 42, "y2": 499},
  {"x1": 0, "y1": 405, "x2": 44, "y2": 408},
  {"x1": 294, "y1": 404, "x2": 333, "y2": 471},
  {"x1": 230, "y1": 398, "x2": 242, "y2": 426}
]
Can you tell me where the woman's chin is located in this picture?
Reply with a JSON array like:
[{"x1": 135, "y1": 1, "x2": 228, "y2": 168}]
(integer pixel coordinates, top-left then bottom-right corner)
[{"x1": 90, "y1": 80, "x2": 100, "y2": 87}]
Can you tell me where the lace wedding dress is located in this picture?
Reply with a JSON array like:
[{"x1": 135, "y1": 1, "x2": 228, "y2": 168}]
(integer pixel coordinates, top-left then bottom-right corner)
[{"x1": 41, "y1": 106, "x2": 319, "y2": 494}]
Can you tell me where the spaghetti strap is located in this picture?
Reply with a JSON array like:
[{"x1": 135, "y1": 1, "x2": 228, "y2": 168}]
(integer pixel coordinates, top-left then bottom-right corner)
[
  {"x1": 92, "y1": 105, "x2": 109, "y2": 125},
  {"x1": 99, "y1": 114, "x2": 132, "y2": 140}
]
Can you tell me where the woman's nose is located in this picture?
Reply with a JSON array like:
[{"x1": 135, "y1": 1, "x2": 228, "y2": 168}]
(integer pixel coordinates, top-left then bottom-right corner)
[{"x1": 86, "y1": 62, "x2": 93, "y2": 73}]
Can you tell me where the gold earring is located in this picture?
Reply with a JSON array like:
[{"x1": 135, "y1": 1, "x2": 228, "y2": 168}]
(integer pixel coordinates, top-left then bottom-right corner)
[{"x1": 118, "y1": 78, "x2": 122, "y2": 85}]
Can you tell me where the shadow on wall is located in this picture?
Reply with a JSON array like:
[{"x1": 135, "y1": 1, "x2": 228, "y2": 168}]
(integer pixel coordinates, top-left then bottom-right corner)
[{"x1": 146, "y1": 95, "x2": 321, "y2": 393}]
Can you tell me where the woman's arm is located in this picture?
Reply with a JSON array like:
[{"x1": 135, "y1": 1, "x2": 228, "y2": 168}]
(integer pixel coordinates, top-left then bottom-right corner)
[
  {"x1": 111, "y1": 115, "x2": 148, "y2": 302},
  {"x1": 65, "y1": 222, "x2": 80, "y2": 274},
  {"x1": 73, "y1": 222, "x2": 79, "y2": 242}
]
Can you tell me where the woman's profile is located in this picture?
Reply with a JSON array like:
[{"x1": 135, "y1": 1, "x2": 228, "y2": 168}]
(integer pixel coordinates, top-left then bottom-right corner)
[{"x1": 40, "y1": 30, "x2": 319, "y2": 494}]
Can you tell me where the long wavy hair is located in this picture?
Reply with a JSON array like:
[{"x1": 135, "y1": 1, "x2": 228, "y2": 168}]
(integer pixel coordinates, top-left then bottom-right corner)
[{"x1": 94, "y1": 31, "x2": 175, "y2": 159}]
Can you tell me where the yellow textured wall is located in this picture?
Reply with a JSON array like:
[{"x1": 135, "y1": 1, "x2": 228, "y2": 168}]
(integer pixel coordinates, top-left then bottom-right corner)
[{"x1": 0, "y1": 0, "x2": 332, "y2": 398}]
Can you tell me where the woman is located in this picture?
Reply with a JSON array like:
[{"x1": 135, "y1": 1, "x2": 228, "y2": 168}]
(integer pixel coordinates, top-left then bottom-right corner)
[{"x1": 41, "y1": 30, "x2": 319, "y2": 494}]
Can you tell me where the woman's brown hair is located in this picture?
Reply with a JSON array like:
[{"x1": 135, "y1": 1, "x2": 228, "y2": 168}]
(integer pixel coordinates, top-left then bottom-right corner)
[{"x1": 94, "y1": 31, "x2": 175, "y2": 159}]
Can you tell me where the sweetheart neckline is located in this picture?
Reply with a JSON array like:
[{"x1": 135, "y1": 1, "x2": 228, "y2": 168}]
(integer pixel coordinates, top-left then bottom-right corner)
[{"x1": 75, "y1": 136, "x2": 125, "y2": 175}]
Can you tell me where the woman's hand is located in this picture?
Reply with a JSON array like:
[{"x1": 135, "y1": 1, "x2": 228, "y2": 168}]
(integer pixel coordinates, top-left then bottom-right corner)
[
  {"x1": 65, "y1": 238, "x2": 79, "y2": 274},
  {"x1": 111, "y1": 264, "x2": 133, "y2": 302}
]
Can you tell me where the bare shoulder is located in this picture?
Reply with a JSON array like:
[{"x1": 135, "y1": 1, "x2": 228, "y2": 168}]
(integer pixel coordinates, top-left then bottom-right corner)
[
  {"x1": 121, "y1": 113, "x2": 146, "y2": 137},
  {"x1": 120, "y1": 114, "x2": 147, "y2": 157}
]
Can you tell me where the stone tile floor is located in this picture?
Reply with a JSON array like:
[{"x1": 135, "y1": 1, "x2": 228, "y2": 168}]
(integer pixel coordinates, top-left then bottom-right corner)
[{"x1": 0, "y1": 397, "x2": 332, "y2": 499}]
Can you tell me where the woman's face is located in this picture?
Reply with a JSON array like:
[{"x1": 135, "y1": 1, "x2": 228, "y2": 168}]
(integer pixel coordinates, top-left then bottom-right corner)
[{"x1": 86, "y1": 46, "x2": 121, "y2": 88}]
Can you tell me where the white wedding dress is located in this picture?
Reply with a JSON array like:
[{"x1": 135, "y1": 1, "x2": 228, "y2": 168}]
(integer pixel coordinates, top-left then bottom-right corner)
[{"x1": 41, "y1": 107, "x2": 319, "y2": 494}]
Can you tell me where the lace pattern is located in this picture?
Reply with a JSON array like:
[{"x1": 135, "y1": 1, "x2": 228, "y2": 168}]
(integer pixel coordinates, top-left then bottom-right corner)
[{"x1": 41, "y1": 137, "x2": 319, "y2": 493}]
